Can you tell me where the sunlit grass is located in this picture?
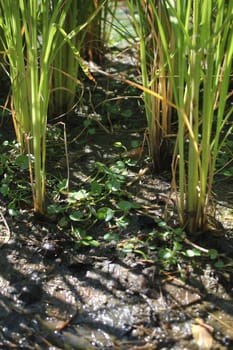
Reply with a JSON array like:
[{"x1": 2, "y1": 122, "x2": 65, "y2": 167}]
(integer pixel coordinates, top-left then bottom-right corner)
[
  {"x1": 0, "y1": 0, "x2": 108, "y2": 214},
  {"x1": 50, "y1": 0, "x2": 108, "y2": 117},
  {"x1": 126, "y1": 0, "x2": 233, "y2": 233},
  {"x1": 0, "y1": 0, "x2": 73, "y2": 213},
  {"x1": 169, "y1": 0, "x2": 233, "y2": 233},
  {"x1": 126, "y1": 0, "x2": 174, "y2": 171}
]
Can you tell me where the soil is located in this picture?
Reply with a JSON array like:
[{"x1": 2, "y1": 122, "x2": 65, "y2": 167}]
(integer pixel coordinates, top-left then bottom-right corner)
[{"x1": 0, "y1": 51, "x2": 233, "y2": 350}]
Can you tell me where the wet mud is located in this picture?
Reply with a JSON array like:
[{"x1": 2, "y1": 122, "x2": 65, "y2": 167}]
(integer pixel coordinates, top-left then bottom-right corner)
[
  {"x1": 0, "y1": 43, "x2": 232, "y2": 350},
  {"x1": 0, "y1": 143, "x2": 233, "y2": 349}
]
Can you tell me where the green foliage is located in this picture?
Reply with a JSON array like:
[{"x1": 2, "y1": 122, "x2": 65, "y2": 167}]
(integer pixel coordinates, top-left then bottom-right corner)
[
  {"x1": 106, "y1": 2, "x2": 136, "y2": 49},
  {"x1": 105, "y1": 103, "x2": 134, "y2": 120},
  {"x1": 0, "y1": 0, "x2": 108, "y2": 213},
  {"x1": 127, "y1": 0, "x2": 233, "y2": 233},
  {"x1": 46, "y1": 150, "x2": 140, "y2": 248},
  {"x1": 0, "y1": 132, "x2": 226, "y2": 272},
  {"x1": 126, "y1": 0, "x2": 174, "y2": 171},
  {"x1": 0, "y1": 0, "x2": 75, "y2": 213},
  {"x1": 0, "y1": 141, "x2": 32, "y2": 211},
  {"x1": 216, "y1": 139, "x2": 233, "y2": 178},
  {"x1": 71, "y1": 227, "x2": 100, "y2": 249},
  {"x1": 50, "y1": 1, "x2": 107, "y2": 116},
  {"x1": 0, "y1": 1, "x2": 231, "y2": 277},
  {"x1": 117, "y1": 219, "x2": 224, "y2": 272},
  {"x1": 83, "y1": 119, "x2": 96, "y2": 136}
]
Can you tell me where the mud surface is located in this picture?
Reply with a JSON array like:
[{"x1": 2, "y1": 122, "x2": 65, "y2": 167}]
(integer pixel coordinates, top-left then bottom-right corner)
[
  {"x1": 0, "y1": 41, "x2": 233, "y2": 350},
  {"x1": 0, "y1": 124, "x2": 233, "y2": 349},
  {"x1": 0, "y1": 211, "x2": 233, "y2": 349}
]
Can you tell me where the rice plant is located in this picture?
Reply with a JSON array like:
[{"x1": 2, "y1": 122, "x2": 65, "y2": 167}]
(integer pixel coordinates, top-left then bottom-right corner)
[
  {"x1": 50, "y1": 1, "x2": 81, "y2": 116},
  {"x1": 126, "y1": 0, "x2": 233, "y2": 234},
  {"x1": 0, "y1": 0, "x2": 72, "y2": 213},
  {"x1": 50, "y1": 0, "x2": 108, "y2": 117},
  {"x1": 126, "y1": 0, "x2": 174, "y2": 172},
  {"x1": 168, "y1": 0, "x2": 233, "y2": 233},
  {"x1": 0, "y1": 0, "x2": 108, "y2": 214}
]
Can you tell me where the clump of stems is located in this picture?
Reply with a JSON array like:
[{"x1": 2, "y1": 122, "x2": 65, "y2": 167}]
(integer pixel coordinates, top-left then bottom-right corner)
[
  {"x1": 0, "y1": 0, "x2": 108, "y2": 214},
  {"x1": 126, "y1": 0, "x2": 233, "y2": 233},
  {"x1": 168, "y1": 0, "x2": 233, "y2": 233},
  {"x1": 50, "y1": 1, "x2": 81, "y2": 116},
  {"x1": 0, "y1": 0, "x2": 72, "y2": 213},
  {"x1": 50, "y1": 0, "x2": 108, "y2": 117},
  {"x1": 126, "y1": 0, "x2": 174, "y2": 172}
]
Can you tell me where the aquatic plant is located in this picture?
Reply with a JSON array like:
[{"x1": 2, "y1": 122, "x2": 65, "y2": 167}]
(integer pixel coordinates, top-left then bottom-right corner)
[
  {"x1": 50, "y1": 0, "x2": 108, "y2": 117},
  {"x1": 0, "y1": 0, "x2": 107, "y2": 214},
  {"x1": 168, "y1": 0, "x2": 233, "y2": 233},
  {"x1": 0, "y1": 0, "x2": 74, "y2": 213},
  {"x1": 126, "y1": 0, "x2": 174, "y2": 172},
  {"x1": 126, "y1": 0, "x2": 233, "y2": 234}
]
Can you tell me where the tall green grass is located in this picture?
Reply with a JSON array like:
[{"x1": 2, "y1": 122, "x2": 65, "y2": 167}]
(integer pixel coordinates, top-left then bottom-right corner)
[
  {"x1": 170, "y1": 0, "x2": 233, "y2": 233},
  {"x1": 127, "y1": 0, "x2": 233, "y2": 233},
  {"x1": 0, "y1": 0, "x2": 72, "y2": 213},
  {"x1": 50, "y1": 0, "x2": 108, "y2": 117},
  {"x1": 126, "y1": 0, "x2": 174, "y2": 171},
  {"x1": 0, "y1": 0, "x2": 71, "y2": 213},
  {"x1": 0, "y1": 0, "x2": 108, "y2": 214},
  {"x1": 50, "y1": 1, "x2": 81, "y2": 116}
]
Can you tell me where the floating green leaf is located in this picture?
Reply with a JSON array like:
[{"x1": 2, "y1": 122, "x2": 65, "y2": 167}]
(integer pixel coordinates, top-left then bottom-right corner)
[
  {"x1": 208, "y1": 249, "x2": 218, "y2": 260},
  {"x1": 214, "y1": 260, "x2": 225, "y2": 268},
  {"x1": 185, "y1": 249, "x2": 201, "y2": 257},
  {"x1": 106, "y1": 179, "x2": 121, "y2": 192},
  {"x1": 96, "y1": 207, "x2": 114, "y2": 221},
  {"x1": 91, "y1": 181, "x2": 103, "y2": 196},
  {"x1": 117, "y1": 200, "x2": 140, "y2": 211},
  {"x1": 158, "y1": 221, "x2": 167, "y2": 228},
  {"x1": 104, "y1": 232, "x2": 120, "y2": 241},
  {"x1": 159, "y1": 248, "x2": 173, "y2": 259},
  {"x1": 68, "y1": 189, "x2": 88, "y2": 201},
  {"x1": 114, "y1": 141, "x2": 124, "y2": 148},
  {"x1": 8, "y1": 208, "x2": 19, "y2": 216},
  {"x1": 15, "y1": 154, "x2": 29, "y2": 170},
  {"x1": 69, "y1": 210, "x2": 84, "y2": 221}
]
